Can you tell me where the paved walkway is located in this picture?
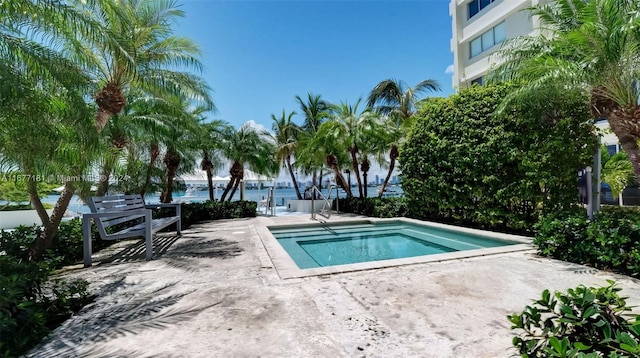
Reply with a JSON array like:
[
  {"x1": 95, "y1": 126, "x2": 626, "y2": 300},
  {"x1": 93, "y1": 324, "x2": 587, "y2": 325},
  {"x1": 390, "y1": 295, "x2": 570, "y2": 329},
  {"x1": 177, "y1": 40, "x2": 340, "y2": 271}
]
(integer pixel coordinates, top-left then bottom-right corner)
[{"x1": 29, "y1": 215, "x2": 640, "y2": 358}]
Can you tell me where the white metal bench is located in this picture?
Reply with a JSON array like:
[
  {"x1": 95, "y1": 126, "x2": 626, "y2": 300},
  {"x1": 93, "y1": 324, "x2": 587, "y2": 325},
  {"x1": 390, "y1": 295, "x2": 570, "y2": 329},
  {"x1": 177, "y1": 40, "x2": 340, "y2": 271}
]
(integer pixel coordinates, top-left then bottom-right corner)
[{"x1": 82, "y1": 194, "x2": 181, "y2": 267}]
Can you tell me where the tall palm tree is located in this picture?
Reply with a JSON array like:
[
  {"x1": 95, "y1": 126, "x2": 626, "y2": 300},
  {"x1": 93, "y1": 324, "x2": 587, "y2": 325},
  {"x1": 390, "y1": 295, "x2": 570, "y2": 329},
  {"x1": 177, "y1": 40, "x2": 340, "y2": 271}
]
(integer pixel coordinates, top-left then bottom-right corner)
[
  {"x1": 81, "y1": 0, "x2": 213, "y2": 132},
  {"x1": 295, "y1": 93, "x2": 331, "y2": 189},
  {"x1": 159, "y1": 99, "x2": 208, "y2": 203},
  {"x1": 219, "y1": 124, "x2": 277, "y2": 202},
  {"x1": 299, "y1": 126, "x2": 353, "y2": 198},
  {"x1": 199, "y1": 119, "x2": 231, "y2": 201},
  {"x1": 366, "y1": 78, "x2": 441, "y2": 196},
  {"x1": 0, "y1": 1, "x2": 103, "y2": 259},
  {"x1": 366, "y1": 78, "x2": 441, "y2": 124},
  {"x1": 322, "y1": 99, "x2": 380, "y2": 198},
  {"x1": 490, "y1": 0, "x2": 640, "y2": 179},
  {"x1": 271, "y1": 110, "x2": 303, "y2": 199}
]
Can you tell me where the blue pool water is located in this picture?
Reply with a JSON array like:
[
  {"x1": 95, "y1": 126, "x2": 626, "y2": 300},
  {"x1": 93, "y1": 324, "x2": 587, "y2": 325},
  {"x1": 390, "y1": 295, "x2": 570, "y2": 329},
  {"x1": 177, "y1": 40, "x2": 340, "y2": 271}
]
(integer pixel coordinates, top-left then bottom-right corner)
[{"x1": 270, "y1": 221, "x2": 518, "y2": 269}]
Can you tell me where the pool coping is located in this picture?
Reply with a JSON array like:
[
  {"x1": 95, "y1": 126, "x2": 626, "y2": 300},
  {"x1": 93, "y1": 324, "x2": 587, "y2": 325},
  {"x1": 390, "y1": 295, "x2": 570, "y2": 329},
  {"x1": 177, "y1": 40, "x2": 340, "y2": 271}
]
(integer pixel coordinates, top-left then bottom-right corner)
[{"x1": 254, "y1": 217, "x2": 534, "y2": 279}]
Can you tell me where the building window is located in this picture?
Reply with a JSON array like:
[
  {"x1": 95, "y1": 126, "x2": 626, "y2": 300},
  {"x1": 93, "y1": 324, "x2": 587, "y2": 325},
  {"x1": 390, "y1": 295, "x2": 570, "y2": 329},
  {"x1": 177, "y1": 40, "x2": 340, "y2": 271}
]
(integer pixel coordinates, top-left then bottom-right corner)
[
  {"x1": 471, "y1": 76, "x2": 484, "y2": 86},
  {"x1": 469, "y1": 21, "x2": 506, "y2": 58},
  {"x1": 468, "y1": 0, "x2": 496, "y2": 19}
]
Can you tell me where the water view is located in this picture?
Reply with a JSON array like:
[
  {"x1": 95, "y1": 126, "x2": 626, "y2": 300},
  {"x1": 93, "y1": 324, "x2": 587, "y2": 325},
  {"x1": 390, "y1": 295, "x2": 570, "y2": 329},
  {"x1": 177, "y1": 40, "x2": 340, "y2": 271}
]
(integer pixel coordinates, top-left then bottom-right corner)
[{"x1": 42, "y1": 186, "x2": 403, "y2": 216}]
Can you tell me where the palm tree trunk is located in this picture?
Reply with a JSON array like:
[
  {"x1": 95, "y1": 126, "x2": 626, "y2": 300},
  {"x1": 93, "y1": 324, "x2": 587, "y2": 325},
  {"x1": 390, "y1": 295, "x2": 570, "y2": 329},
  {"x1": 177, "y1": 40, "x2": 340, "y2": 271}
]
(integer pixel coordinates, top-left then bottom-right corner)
[
  {"x1": 362, "y1": 171, "x2": 368, "y2": 198},
  {"x1": 326, "y1": 155, "x2": 353, "y2": 198},
  {"x1": 333, "y1": 168, "x2": 353, "y2": 198},
  {"x1": 378, "y1": 145, "x2": 399, "y2": 198},
  {"x1": 24, "y1": 162, "x2": 50, "y2": 226},
  {"x1": 96, "y1": 158, "x2": 114, "y2": 196},
  {"x1": 206, "y1": 168, "x2": 214, "y2": 201},
  {"x1": 140, "y1": 142, "x2": 160, "y2": 197},
  {"x1": 312, "y1": 171, "x2": 317, "y2": 199},
  {"x1": 30, "y1": 181, "x2": 75, "y2": 261},
  {"x1": 319, "y1": 169, "x2": 323, "y2": 190},
  {"x1": 286, "y1": 156, "x2": 302, "y2": 199},
  {"x1": 163, "y1": 167, "x2": 176, "y2": 203},
  {"x1": 228, "y1": 178, "x2": 241, "y2": 201},
  {"x1": 220, "y1": 177, "x2": 236, "y2": 202},
  {"x1": 350, "y1": 149, "x2": 364, "y2": 198},
  {"x1": 201, "y1": 152, "x2": 215, "y2": 201}
]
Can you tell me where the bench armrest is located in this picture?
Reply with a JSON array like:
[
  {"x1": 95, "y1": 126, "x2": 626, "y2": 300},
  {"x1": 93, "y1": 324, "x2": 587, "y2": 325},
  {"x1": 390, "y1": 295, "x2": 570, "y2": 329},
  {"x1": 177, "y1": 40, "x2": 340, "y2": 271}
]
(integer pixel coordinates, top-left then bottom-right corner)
[{"x1": 145, "y1": 203, "x2": 181, "y2": 219}]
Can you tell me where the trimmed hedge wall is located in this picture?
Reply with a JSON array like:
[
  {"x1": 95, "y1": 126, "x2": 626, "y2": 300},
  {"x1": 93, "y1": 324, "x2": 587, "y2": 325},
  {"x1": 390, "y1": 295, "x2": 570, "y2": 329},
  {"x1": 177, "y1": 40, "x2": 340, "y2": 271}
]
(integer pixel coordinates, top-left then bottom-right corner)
[
  {"x1": 337, "y1": 197, "x2": 408, "y2": 218},
  {"x1": 156, "y1": 200, "x2": 257, "y2": 229},
  {"x1": 534, "y1": 206, "x2": 640, "y2": 278},
  {"x1": 400, "y1": 84, "x2": 597, "y2": 233}
]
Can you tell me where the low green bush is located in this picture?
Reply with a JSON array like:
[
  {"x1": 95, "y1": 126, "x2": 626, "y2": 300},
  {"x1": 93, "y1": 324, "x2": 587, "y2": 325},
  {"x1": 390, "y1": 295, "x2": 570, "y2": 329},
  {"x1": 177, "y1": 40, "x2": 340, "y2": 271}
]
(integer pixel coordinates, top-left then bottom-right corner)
[
  {"x1": 0, "y1": 255, "x2": 93, "y2": 357},
  {"x1": 509, "y1": 281, "x2": 640, "y2": 357},
  {"x1": 534, "y1": 207, "x2": 640, "y2": 278},
  {"x1": 0, "y1": 219, "x2": 103, "y2": 268},
  {"x1": 337, "y1": 197, "x2": 408, "y2": 218},
  {"x1": 156, "y1": 200, "x2": 257, "y2": 229}
]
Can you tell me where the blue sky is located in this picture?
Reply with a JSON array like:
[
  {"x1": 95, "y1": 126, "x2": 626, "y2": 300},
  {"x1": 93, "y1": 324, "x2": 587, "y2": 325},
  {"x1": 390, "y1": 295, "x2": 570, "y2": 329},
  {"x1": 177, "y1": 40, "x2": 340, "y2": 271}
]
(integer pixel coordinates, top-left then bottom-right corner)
[{"x1": 175, "y1": 0, "x2": 455, "y2": 130}]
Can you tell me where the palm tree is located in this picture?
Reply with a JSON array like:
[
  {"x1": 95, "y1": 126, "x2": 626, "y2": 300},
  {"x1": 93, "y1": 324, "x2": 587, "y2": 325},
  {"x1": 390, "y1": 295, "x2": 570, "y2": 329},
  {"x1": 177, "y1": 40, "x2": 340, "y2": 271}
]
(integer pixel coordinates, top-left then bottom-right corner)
[
  {"x1": 271, "y1": 110, "x2": 303, "y2": 199},
  {"x1": 82, "y1": 0, "x2": 212, "y2": 132},
  {"x1": 322, "y1": 99, "x2": 380, "y2": 198},
  {"x1": 159, "y1": 99, "x2": 208, "y2": 203},
  {"x1": 601, "y1": 148, "x2": 636, "y2": 198},
  {"x1": 199, "y1": 119, "x2": 231, "y2": 201},
  {"x1": 299, "y1": 126, "x2": 353, "y2": 198},
  {"x1": 490, "y1": 0, "x2": 640, "y2": 180},
  {"x1": 295, "y1": 93, "x2": 331, "y2": 189},
  {"x1": 219, "y1": 124, "x2": 277, "y2": 202},
  {"x1": 366, "y1": 78, "x2": 441, "y2": 124},
  {"x1": 366, "y1": 78, "x2": 441, "y2": 196},
  {"x1": 1, "y1": 2, "x2": 103, "y2": 259}
]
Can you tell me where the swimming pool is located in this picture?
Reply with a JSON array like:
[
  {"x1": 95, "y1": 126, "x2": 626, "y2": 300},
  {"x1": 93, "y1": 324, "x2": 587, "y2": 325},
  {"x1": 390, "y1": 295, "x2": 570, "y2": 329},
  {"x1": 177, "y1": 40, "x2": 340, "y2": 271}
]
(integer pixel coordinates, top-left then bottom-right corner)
[{"x1": 258, "y1": 218, "x2": 532, "y2": 278}]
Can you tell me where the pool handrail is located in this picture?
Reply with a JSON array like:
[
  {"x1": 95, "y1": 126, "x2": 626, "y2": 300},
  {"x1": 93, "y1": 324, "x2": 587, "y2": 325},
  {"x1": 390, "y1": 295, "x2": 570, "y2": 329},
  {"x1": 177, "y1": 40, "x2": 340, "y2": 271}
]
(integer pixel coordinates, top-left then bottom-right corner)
[{"x1": 310, "y1": 185, "x2": 331, "y2": 221}]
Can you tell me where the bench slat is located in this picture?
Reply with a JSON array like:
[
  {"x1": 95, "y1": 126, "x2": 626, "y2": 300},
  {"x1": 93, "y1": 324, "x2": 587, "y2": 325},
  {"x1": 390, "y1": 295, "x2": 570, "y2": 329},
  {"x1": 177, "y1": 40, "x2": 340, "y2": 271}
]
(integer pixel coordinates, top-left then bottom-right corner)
[
  {"x1": 100, "y1": 217, "x2": 181, "y2": 240},
  {"x1": 100, "y1": 214, "x2": 146, "y2": 228}
]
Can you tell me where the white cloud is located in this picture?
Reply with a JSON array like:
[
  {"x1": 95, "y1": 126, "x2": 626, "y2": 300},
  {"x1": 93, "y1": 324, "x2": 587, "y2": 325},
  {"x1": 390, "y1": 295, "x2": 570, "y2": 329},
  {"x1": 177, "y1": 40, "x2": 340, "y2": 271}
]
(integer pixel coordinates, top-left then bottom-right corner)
[
  {"x1": 445, "y1": 64, "x2": 454, "y2": 74},
  {"x1": 243, "y1": 119, "x2": 270, "y2": 133}
]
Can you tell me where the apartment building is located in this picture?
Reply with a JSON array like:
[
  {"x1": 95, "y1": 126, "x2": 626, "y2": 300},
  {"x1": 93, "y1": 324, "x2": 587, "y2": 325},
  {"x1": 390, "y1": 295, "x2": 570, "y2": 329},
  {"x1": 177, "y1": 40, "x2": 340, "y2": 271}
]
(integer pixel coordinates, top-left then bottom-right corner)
[
  {"x1": 449, "y1": 0, "x2": 640, "y2": 206},
  {"x1": 449, "y1": 0, "x2": 544, "y2": 90}
]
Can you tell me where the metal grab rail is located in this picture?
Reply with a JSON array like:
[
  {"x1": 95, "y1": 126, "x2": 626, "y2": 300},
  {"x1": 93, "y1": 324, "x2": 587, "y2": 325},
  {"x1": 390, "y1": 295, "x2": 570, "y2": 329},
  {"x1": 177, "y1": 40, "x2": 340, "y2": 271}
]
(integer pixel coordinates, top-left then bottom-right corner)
[
  {"x1": 310, "y1": 185, "x2": 332, "y2": 221},
  {"x1": 259, "y1": 188, "x2": 276, "y2": 216}
]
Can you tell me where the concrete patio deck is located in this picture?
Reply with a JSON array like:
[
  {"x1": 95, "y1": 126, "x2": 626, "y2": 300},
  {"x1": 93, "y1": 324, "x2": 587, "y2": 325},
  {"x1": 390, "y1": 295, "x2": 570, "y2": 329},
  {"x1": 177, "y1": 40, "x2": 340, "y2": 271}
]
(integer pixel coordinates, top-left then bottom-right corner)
[{"x1": 29, "y1": 214, "x2": 640, "y2": 358}]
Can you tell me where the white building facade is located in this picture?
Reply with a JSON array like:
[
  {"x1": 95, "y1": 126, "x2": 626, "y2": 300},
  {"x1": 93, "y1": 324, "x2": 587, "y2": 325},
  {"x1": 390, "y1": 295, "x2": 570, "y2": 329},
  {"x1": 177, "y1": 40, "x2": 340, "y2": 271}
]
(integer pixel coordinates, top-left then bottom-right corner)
[
  {"x1": 449, "y1": 0, "x2": 639, "y2": 206},
  {"x1": 449, "y1": 0, "x2": 544, "y2": 90}
]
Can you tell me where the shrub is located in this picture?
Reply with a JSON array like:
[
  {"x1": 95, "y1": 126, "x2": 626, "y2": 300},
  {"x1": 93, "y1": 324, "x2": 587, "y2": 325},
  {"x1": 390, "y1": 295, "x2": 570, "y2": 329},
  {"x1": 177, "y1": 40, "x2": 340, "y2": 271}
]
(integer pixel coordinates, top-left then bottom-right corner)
[
  {"x1": 534, "y1": 207, "x2": 640, "y2": 278},
  {"x1": 0, "y1": 255, "x2": 93, "y2": 357},
  {"x1": 400, "y1": 84, "x2": 597, "y2": 233},
  {"x1": 509, "y1": 281, "x2": 640, "y2": 357},
  {"x1": 337, "y1": 197, "x2": 408, "y2": 218},
  {"x1": 156, "y1": 200, "x2": 257, "y2": 229},
  {"x1": 0, "y1": 219, "x2": 102, "y2": 268}
]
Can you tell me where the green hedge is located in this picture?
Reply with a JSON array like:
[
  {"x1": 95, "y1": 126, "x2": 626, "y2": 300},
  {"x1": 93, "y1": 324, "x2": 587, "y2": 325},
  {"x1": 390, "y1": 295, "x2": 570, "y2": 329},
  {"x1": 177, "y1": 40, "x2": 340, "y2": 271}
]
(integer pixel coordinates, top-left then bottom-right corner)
[
  {"x1": 337, "y1": 197, "x2": 408, "y2": 218},
  {"x1": 534, "y1": 207, "x2": 640, "y2": 278},
  {"x1": 400, "y1": 84, "x2": 597, "y2": 233},
  {"x1": 156, "y1": 200, "x2": 257, "y2": 229},
  {"x1": 0, "y1": 255, "x2": 93, "y2": 357}
]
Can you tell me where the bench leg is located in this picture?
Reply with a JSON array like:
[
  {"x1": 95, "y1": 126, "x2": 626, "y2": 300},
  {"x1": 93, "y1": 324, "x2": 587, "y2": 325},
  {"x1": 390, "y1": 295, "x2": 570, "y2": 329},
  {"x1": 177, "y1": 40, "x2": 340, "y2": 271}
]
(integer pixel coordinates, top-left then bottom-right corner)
[
  {"x1": 176, "y1": 204, "x2": 182, "y2": 235},
  {"x1": 145, "y1": 210, "x2": 153, "y2": 260},
  {"x1": 83, "y1": 217, "x2": 93, "y2": 267}
]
